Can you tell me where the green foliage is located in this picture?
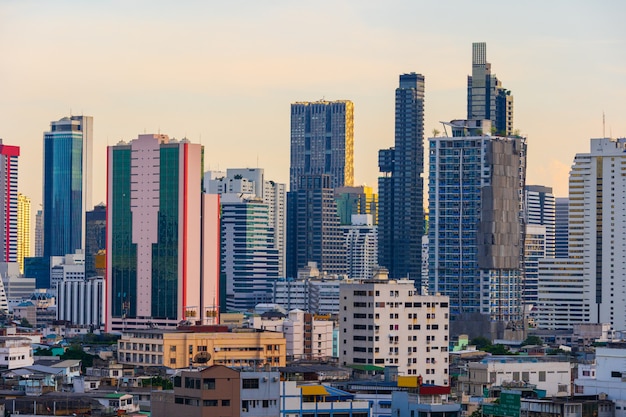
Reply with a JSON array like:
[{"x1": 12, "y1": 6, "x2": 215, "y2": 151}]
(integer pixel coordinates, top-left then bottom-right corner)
[
  {"x1": 521, "y1": 335, "x2": 543, "y2": 346},
  {"x1": 470, "y1": 337, "x2": 514, "y2": 355},
  {"x1": 34, "y1": 347, "x2": 53, "y2": 356},
  {"x1": 469, "y1": 407, "x2": 482, "y2": 417},
  {"x1": 470, "y1": 336, "x2": 491, "y2": 350},
  {"x1": 20, "y1": 318, "x2": 32, "y2": 328},
  {"x1": 61, "y1": 344, "x2": 96, "y2": 370},
  {"x1": 141, "y1": 376, "x2": 173, "y2": 390}
]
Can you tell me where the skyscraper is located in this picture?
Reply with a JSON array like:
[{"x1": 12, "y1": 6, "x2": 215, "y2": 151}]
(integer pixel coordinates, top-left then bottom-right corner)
[
  {"x1": 554, "y1": 198, "x2": 569, "y2": 258},
  {"x1": 428, "y1": 120, "x2": 526, "y2": 338},
  {"x1": 287, "y1": 175, "x2": 346, "y2": 277},
  {"x1": 467, "y1": 43, "x2": 514, "y2": 136},
  {"x1": 106, "y1": 134, "x2": 219, "y2": 331},
  {"x1": 85, "y1": 203, "x2": 106, "y2": 277},
  {"x1": 43, "y1": 115, "x2": 93, "y2": 258},
  {"x1": 0, "y1": 140, "x2": 19, "y2": 265},
  {"x1": 537, "y1": 138, "x2": 626, "y2": 331},
  {"x1": 378, "y1": 73, "x2": 425, "y2": 282},
  {"x1": 289, "y1": 100, "x2": 354, "y2": 192},
  {"x1": 219, "y1": 194, "x2": 279, "y2": 312},
  {"x1": 17, "y1": 193, "x2": 30, "y2": 273},
  {"x1": 525, "y1": 185, "x2": 556, "y2": 257},
  {"x1": 34, "y1": 209, "x2": 43, "y2": 258}
]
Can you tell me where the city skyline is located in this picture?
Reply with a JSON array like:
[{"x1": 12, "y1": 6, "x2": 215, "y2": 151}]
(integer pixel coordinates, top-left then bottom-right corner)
[{"x1": 1, "y1": 1, "x2": 625, "y2": 216}]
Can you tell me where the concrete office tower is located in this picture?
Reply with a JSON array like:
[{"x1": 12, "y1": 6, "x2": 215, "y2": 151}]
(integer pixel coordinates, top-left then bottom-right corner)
[
  {"x1": 43, "y1": 115, "x2": 93, "y2": 258},
  {"x1": 525, "y1": 185, "x2": 555, "y2": 257},
  {"x1": 555, "y1": 198, "x2": 569, "y2": 258},
  {"x1": 286, "y1": 174, "x2": 346, "y2": 277},
  {"x1": 106, "y1": 134, "x2": 220, "y2": 332},
  {"x1": 339, "y1": 268, "x2": 450, "y2": 384},
  {"x1": 220, "y1": 194, "x2": 280, "y2": 312},
  {"x1": 378, "y1": 73, "x2": 425, "y2": 282},
  {"x1": 289, "y1": 100, "x2": 354, "y2": 192},
  {"x1": 17, "y1": 193, "x2": 30, "y2": 273},
  {"x1": 205, "y1": 168, "x2": 287, "y2": 277},
  {"x1": 0, "y1": 140, "x2": 19, "y2": 265},
  {"x1": 467, "y1": 43, "x2": 514, "y2": 136},
  {"x1": 344, "y1": 214, "x2": 378, "y2": 280},
  {"x1": 85, "y1": 203, "x2": 106, "y2": 277},
  {"x1": 428, "y1": 120, "x2": 526, "y2": 339},
  {"x1": 537, "y1": 138, "x2": 626, "y2": 331},
  {"x1": 334, "y1": 185, "x2": 378, "y2": 226},
  {"x1": 34, "y1": 209, "x2": 43, "y2": 257},
  {"x1": 49, "y1": 252, "x2": 85, "y2": 289}
]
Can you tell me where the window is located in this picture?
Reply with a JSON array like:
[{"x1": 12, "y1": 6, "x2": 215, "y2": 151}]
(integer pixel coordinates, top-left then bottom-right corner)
[
  {"x1": 242, "y1": 378, "x2": 259, "y2": 389},
  {"x1": 538, "y1": 371, "x2": 546, "y2": 382},
  {"x1": 203, "y1": 400, "x2": 218, "y2": 406},
  {"x1": 222, "y1": 399, "x2": 230, "y2": 406},
  {"x1": 203, "y1": 378, "x2": 215, "y2": 389},
  {"x1": 263, "y1": 400, "x2": 269, "y2": 408}
]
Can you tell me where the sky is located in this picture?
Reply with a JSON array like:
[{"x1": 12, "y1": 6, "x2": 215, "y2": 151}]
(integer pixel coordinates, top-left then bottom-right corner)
[{"x1": 1, "y1": 0, "x2": 625, "y2": 218}]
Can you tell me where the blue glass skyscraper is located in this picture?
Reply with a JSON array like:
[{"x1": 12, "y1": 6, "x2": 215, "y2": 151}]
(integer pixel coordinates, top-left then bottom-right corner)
[{"x1": 43, "y1": 116, "x2": 93, "y2": 259}]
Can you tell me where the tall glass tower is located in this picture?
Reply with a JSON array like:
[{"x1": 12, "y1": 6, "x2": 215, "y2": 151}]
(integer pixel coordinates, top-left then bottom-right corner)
[
  {"x1": 378, "y1": 73, "x2": 425, "y2": 282},
  {"x1": 42, "y1": 115, "x2": 93, "y2": 258}
]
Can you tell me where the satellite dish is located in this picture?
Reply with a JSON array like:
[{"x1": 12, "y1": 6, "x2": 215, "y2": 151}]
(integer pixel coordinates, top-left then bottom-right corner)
[{"x1": 194, "y1": 351, "x2": 211, "y2": 364}]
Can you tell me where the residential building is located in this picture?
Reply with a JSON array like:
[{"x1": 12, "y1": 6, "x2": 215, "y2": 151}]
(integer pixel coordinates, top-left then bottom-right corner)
[
  {"x1": 205, "y1": 168, "x2": 287, "y2": 277},
  {"x1": 537, "y1": 138, "x2": 626, "y2": 331},
  {"x1": 220, "y1": 194, "x2": 280, "y2": 312},
  {"x1": 273, "y1": 274, "x2": 342, "y2": 315},
  {"x1": 289, "y1": 100, "x2": 354, "y2": 192},
  {"x1": 17, "y1": 193, "x2": 30, "y2": 273},
  {"x1": 0, "y1": 262, "x2": 35, "y2": 303},
  {"x1": 117, "y1": 327, "x2": 286, "y2": 368},
  {"x1": 85, "y1": 203, "x2": 106, "y2": 277},
  {"x1": 339, "y1": 268, "x2": 450, "y2": 384},
  {"x1": 378, "y1": 73, "x2": 425, "y2": 282},
  {"x1": 34, "y1": 209, "x2": 43, "y2": 257},
  {"x1": 524, "y1": 225, "x2": 547, "y2": 309},
  {"x1": 554, "y1": 198, "x2": 569, "y2": 258},
  {"x1": 460, "y1": 356, "x2": 571, "y2": 398},
  {"x1": 0, "y1": 337, "x2": 33, "y2": 369},
  {"x1": 57, "y1": 276, "x2": 105, "y2": 327},
  {"x1": 574, "y1": 344, "x2": 626, "y2": 416},
  {"x1": 151, "y1": 365, "x2": 281, "y2": 417},
  {"x1": 280, "y1": 380, "x2": 371, "y2": 417},
  {"x1": 287, "y1": 174, "x2": 346, "y2": 277},
  {"x1": 106, "y1": 134, "x2": 220, "y2": 332},
  {"x1": 344, "y1": 214, "x2": 378, "y2": 281},
  {"x1": 467, "y1": 42, "x2": 513, "y2": 135},
  {"x1": 43, "y1": 115, "x2": 93, "y2": 259},
  {"x1": 428, "y1": 119, "x2": 526, "y2": 339},
  {"x1": 250, "y1": 309, "x2": 334, "y2": 360},
  {"x1": 0, "y1": 140, "x2": 19, "y2": 265}
]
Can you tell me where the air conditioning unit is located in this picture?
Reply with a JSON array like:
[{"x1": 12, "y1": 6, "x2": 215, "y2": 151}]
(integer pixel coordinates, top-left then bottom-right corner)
[
  {"x1": 214, "y1": 347, "x2": 220, "y2": 352},
  {"x1": 272, "y1": 376, "x2": 279, "y2": 382},
  {"x1": 263, "y1": 377, "x2": 268, "y2": 382}
]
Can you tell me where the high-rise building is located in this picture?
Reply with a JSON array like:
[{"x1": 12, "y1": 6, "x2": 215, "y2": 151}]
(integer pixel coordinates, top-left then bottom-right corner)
[
  {"x1": 378, "y1": 73, "x2": 425, "y2": 282},
  {"x1": 339, "y1": 268, "x2": 450, "y2": 384},
  {"x1": 85, "y1": 203, "x2": 106, "y2": 277},
  {"x1": 219, "y1": 194, "x2": 280, "y2": 312},
  {"x1": 286, "y1": 175, "x2": 346, "y2": 278},
  {"x1": 537, "y1": 138, "x2": 626, "y2": 331},
  {"x1": 205, "y1": 168, "x2": 287, "y2": 277},
  {"x1": 289, "y1": 100, "x2": 354, "y2": 192},
  {"x1": 43, "y1": 115, "x2": 93, "y2": 259},
  {"x1": 34, "y1": 209, "x2": 43, "y2": 258},
  {"x1": 106, "y1": 134, "x2": 220, "y2": 332},
  {"x1": 17, "y1": 193, "x2": 30, "y2": 273},
  {"x1": 428, "y1": 120, "x2": 526, "y2": 338},
  {"x1": 344, "y1": 214, "x2": 378, "y2": 280},
  {"x1": 525, "y1": 185, "x2": 555, "y2": 257},
  {"x1": 555, "y1": 198, "x2": 569, "y2": 258},
  {"x1": 0, "y1": 140, "x2": 19, "y2": 265},
  {"x1": 467, "y1": 43, "x2": 514, "y2": 136},
  {"x1": 523, "y1": 224, "x2": 547, "y2": 309}
]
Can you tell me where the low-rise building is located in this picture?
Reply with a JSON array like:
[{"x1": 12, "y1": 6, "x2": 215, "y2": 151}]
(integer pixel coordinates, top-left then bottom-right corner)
[
  {"x1": 151, "y1": 365, "x2": 280, "y2": 417},
  {"x1": 117, "y1": 327, "x2": 286, "y2": 369},
  {"x1": 0, "y1": 336, "x2": 33, "y2": 369},
  {"x1": 460, "y1": 356, "x2": 572, "y2": 398},
  {"x1": 280, "y1": 380, "x2": 371, "y2": 417}
]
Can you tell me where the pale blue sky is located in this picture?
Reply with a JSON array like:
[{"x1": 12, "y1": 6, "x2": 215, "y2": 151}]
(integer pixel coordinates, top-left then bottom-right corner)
[{"x1": 1, "y1": 0, "x2": 625, "y2": 214}]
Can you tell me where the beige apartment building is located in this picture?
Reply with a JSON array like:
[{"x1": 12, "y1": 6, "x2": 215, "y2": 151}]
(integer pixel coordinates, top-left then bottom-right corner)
[{"x1": 117, "y1": 327, "x2": 286, "y2": 369}]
